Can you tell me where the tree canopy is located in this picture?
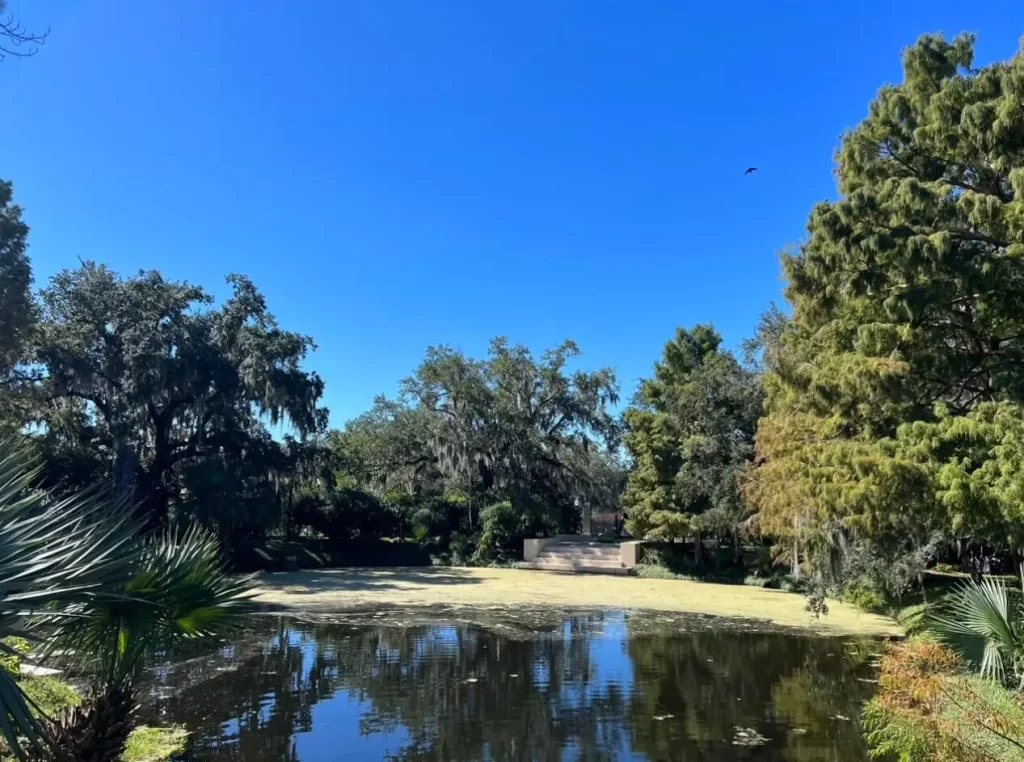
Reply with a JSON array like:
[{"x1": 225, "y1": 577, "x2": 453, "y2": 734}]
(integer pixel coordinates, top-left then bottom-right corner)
[
  {"x1": 31, "y1": 262, "x2": 326, "y2": 529},
  {"x1": 327, "y1": 337, "x2": 625, "y2": 559},
  {"x1": 750, "y1": 33, "x2": 1024, "y2": 587},
  {"x1": 623, "y1": 325, "x2": 761, "y2": 543}
]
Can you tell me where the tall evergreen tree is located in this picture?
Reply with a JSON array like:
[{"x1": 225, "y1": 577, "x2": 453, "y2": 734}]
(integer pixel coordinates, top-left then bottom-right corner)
[
  {"x1": 623, "y1": 325, "x2": 761, "y2": 549},
  {"x1": 750, "y1": 34, "x2": 1024, "y2": 583}
]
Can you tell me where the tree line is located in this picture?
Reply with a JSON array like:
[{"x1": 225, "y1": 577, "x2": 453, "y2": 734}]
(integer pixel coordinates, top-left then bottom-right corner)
[{"x1": 5, "y1": 33, "x2": 1024, "y2": 607}]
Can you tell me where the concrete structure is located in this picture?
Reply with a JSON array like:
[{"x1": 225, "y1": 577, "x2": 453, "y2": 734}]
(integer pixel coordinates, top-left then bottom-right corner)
[{"x1": 520, "y1": 536, "x2": 646, "y2": 575}]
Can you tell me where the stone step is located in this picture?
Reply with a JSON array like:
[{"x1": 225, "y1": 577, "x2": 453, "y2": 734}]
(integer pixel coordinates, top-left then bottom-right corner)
[
  {"x1": 545, "y1": 541, "x2": 621, "y2": 549},
  {"x1": 536, "y1": 553, "x2": 622, "y2": 565},
  {"x1": 536, "y1": 556, "x2": 621, "y2": 566},
  {"x1": 530, "y1": 552, "x2": 624, "y2": 565},
  {"x1": 518, "y1": 560, "x2": 630, "y2": 576},
  {"x1": 537, "y1": 547, "x2": 621, "y2": 557}
]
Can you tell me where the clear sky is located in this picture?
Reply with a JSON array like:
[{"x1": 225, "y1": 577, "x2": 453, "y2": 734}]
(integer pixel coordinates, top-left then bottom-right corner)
[{"x1": 4, "y1": 1, "x2": 1024, "y2": 426}]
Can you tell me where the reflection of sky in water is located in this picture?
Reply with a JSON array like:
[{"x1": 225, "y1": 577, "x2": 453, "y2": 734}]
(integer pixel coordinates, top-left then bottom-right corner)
[{"x1": 296, "y1": 691, "x2": 411, "y2": 761}]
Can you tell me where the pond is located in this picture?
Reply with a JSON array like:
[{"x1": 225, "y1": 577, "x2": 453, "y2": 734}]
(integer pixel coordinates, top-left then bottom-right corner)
[{"x1": 138, "y1": 609, "x2": 881, "y2": 761}]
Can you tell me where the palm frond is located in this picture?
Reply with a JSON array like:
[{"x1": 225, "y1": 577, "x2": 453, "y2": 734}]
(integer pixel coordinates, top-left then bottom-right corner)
[
  {"x1": 0, "y1": 439, "x2": 141, "y2": 758},
  {"x1": 930, "y1": 577, "x2": 1024, "y2": 685},
  {"x1": 50, "y1": 524, "x2": 255, "y2": 687}
]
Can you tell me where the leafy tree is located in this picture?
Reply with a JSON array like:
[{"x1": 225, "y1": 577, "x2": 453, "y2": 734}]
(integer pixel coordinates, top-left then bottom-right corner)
[
  {"x1": 33, "y1": 263, "x2": 327, "y2": 529},
  {"x1": 331, "y1": 337, "x2": 620, "y2": 553},
  {"x1": 0, "y1": 180, "x2": 34, "y2": 435},
  {"x1": 0, "y1": 181, "x2": 31, "y2": 377},
  {"x1": 750, "y1": 34, "x2": 1024, "y2": 586},
  {"x1": 400, "y1": 337, "x2": 620, "y2": 533},
  {"x1": 331, "y1": 398, "x2": 442, "y2": 500},
  {"x1": 623, "y1": 325, "x2": 761, "y2": 553}
]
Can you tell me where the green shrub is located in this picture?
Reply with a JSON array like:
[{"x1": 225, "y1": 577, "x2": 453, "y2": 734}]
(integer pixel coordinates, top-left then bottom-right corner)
[
  {"x1": 864, "y1": 637, "x2": 1024, "y2": 761},
  {"x1": 121, "y1": 726, "x2": 189, "y2": 762},
  {"x1": 473, "y1": 501, "x2": 527, "y2": 564},
  {"x1": 0, "y1": 637, "x2": 29, "y2": 676},
  {"x1": 843, "y1": 580, "x2": 886, "y2": 613},
  {"x1": 633, "y1": 564, "x2": 684, "y2": 580},
  {"x1": 447, "y1": 532, "x2": 476, "y2": 566},
  {"x1": 21, "y1": 675, "x2": 81, "y2": 717},
  {"x1": 896, "y1": 603, "x2": 929, "y2": 636}
]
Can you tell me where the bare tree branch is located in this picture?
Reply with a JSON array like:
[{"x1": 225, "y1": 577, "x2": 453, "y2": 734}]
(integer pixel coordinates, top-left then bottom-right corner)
[{"x1": 0, "y1": 4, "x2": 48, "y2": 61}]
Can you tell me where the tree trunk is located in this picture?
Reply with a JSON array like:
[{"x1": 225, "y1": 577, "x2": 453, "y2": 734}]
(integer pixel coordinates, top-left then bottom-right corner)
[
  {"x1": 112, "y1": 436, "x2": 137, "y2": 504},
  {"x1": 282, "y1": 487, "x2": 293, "y2": 541},
  {"x1": 694, "y1": 529, "x2": 703, "y2": 567},
  {"x1": 791, "y1": 538, "x2": 801, "y2": 579}
]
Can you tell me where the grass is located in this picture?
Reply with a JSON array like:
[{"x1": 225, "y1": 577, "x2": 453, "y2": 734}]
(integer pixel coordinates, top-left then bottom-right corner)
[
  {"x1": 0, "y1": 673, "x2": 187, "y2": 762},
  {"x1": 121, "y1": 726, "x2": 189, "y2": 762},
  {"x1": 253, "y1": 566, "x2": 901, "y2": 636},
  {"x1": 21, "y1": 675, "x2": 82, "y2": 717}
]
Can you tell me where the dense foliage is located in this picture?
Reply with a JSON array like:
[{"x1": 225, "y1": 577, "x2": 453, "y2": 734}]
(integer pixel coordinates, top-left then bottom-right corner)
[
  {"x1": 747, "y1": 33, "x2": 1024, "y2": 599},
  {"x1": 622, "y1": 325, "x2": 761, "y2": 549},
  {"x1": 864, "y1": 637, "x2": 1024, "y2": 761},
  {"x1": 326, "y1": 337, "x2": 625, "y2": 562}
]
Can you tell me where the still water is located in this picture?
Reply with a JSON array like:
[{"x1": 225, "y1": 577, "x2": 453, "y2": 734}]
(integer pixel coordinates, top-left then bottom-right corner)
[{"x1": 139, "y1": 609, "x2": 879, "y2": 761}]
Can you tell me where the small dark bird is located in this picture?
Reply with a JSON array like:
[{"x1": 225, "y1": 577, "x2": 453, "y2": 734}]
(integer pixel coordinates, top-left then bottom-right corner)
[{"x1": 744, "y1": 167, "x2": 758, "y2": 175}]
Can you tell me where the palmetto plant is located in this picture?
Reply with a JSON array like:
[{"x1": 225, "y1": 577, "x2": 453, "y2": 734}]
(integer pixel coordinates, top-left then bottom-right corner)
[
  {"x1": 0, "y1": 439, "x2": 254, "y2": 761},
  {"x1": 931, "y1": 577, "x2": 1024, "y2": 689},
  {"x1": 0, "y1": 441, "x2": 139, "y2": 759},
  {"x1": 47, "y1": 527, "x2": 254, "y2": 761}
]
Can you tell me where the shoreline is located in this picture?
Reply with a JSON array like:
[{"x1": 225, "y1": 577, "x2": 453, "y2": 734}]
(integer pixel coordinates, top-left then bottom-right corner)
[{"x1": 250, "y1": 566, "x2": 902, "y2": 637}]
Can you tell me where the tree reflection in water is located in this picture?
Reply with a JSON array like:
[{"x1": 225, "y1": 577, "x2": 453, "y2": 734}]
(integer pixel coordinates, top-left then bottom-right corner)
[{"x1": 137, "y1": 611, "x2": 877, "y2": 762}]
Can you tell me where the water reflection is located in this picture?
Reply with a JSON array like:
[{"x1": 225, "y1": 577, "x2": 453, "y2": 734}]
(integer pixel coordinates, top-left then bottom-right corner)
[{"x1": 139, "y1": 611, "x2": 877, "y2": 761}]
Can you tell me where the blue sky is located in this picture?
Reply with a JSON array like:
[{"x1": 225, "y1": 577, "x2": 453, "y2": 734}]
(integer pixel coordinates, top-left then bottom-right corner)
[{"x1": 4, "y1": 1, "x2": 1024, "y2": 426}]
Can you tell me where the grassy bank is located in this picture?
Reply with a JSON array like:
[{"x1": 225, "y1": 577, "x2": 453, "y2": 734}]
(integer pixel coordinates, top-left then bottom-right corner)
[
  {"x1": 0, "y1": 641, "x2": 186, "y2": 762},
  {"x1": 252, "y1": 566, "x2": 900, "y2": 636}
]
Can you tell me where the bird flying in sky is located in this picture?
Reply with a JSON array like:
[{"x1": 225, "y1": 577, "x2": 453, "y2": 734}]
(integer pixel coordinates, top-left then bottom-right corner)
[{"x1": 744, "y1": 167, "x2": 757, "y2": 174}]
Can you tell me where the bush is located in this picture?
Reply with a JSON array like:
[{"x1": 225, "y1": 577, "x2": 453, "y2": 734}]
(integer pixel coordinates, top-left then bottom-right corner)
[
  {"x1": 121, "y1": 726, "x2": 190, "y2": 762},
  {"x1": 446, "y1": 532, "x2": 477, "y2": 566},
  {"x1": 472, "y1": 501, "x2": 527, "y2": 564},
  {"x1": 863, "y1": 637, "x2": 1024, "y2": 761},
  {"x1": 21, "y1": 675, "x2": 80, "y2": 717},
  {"x1": 410, "y1": 496, "x2": 470, "y2": 541},
  {"x1": 843, "y1": 580, "x2": 887, "y2": 613},
  {"x1": 896, "y1": 603, "x2": 929, "y2": 636},
  {"x1": 294, "y1": 488, "x2": 392, "y2": 542},
  {"x1": 0, "y1": 637, "x2": 29, "y2": 676}
]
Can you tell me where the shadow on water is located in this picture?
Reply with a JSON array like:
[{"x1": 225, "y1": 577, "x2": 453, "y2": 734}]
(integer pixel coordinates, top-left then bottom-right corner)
[
  {"x1": 138, "y1": 610, "x2": 881, "y2": 762},
  {"x1": 256, "y1": 567, "x2": 485, "y2": 595}
]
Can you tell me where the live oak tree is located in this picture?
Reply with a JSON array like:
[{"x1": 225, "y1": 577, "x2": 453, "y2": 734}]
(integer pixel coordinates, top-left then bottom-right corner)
[
  {"x1": 330, "y1": 337, "x2": 621, "y2": 551},
  {"x1": 34, "y1": 262, "x2": 327, "y2": 528},
  {"x1": 400, "y1": 337, "x2": 620, "y2": 534},
  {"x1": 623, "y1": 325, "x2": 761, "y2": 555},
  {"x1": 750, "y1": 34, "x2": 1024, "y2": 587}
]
